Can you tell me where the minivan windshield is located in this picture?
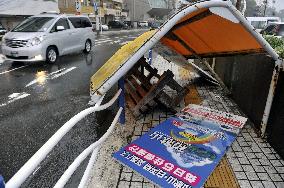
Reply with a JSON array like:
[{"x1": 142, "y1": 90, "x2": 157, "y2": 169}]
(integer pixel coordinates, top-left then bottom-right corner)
[{"x1": 12, "y1": 17, "x2": 55, "y2": 32}]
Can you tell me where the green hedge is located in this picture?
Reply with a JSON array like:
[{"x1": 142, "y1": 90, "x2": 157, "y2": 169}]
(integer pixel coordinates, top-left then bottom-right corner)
[{"x1": 264, "y1": 35, "x2": 284, "y2": 59}]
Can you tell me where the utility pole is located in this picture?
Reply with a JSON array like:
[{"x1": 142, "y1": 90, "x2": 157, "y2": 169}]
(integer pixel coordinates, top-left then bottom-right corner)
[
  {"x1": 236, "y1": 0, "x2": 242, "y2": 11},
  {"x1": 263, "y1": 0, "x2": 268, "y2": 16}
]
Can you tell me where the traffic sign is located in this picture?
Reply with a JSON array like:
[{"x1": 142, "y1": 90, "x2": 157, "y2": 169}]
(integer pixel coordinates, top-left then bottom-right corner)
[
  {"x1": 94, "y1": 2, "x2": 98, "y2": 12},
  {"x1": 75, "y1": 0, "x2": 81, "y2": 13}
]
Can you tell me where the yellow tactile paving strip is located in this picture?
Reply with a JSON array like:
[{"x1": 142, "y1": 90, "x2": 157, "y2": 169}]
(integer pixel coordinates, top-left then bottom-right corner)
[
  {"x1": 90, "y1": 30, "x2": 156, "y2": 95},
  {"x1": 183, "y1": 83, "x2": 240, "y2": 188}
]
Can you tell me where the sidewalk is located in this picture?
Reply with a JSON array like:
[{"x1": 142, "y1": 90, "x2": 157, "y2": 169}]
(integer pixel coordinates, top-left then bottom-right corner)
[{"x1": 86, "y1": 54, "x2": 284, "y2": 188}]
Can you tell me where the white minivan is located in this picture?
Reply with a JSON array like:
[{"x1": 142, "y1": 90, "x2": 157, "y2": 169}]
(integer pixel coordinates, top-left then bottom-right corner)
[{"x1": 1, "y1": 13, "x2": 94, "y2": 63}]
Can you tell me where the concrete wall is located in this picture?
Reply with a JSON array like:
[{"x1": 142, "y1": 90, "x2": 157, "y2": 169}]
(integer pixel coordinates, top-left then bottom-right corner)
[{"x1": 214, "y1": 54, "x2": 275, "y2": 129}]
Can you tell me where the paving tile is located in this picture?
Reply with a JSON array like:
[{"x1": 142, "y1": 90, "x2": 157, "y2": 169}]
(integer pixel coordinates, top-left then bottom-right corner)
[
  {"x1": 261, "y1": 181, "x2": 276, "y2": 188},
  {"x1": 274, "y1": 182, "x2": 284, "y2": 188},
  {"x1": 236, "y1": 152, "x2": 247, "y2": 158},
  {"x1": 239, "y1": 180, "x2": 252, "y2": 188},
  {"x1": 265, "y1": 153, "x2": 277, "y2": 160},
  {"x1": 270, "y1": 160, "x2": 283, "y2": 167},
  {"x1": 118, "y1": 181, "x2": 130, "y2": 188},
  {"x1": 120, "y1": 172, "x2": 132, "y2": 181},
  {"x1": 246, "y1": 172, "x2": 259, "y2": 180},
  {"x1": 255, "y1": 153, "x2": 267, "y2": 159},
  {"x1": 259, "y1": 159, "x2": 271, "y2": 166},
  {"x1": 142, "y1": 183, "x2": 156, "y2": 188},
  {"x1": 239, "y1": 157, "x2": 251, "y2": 165},
  {"x1": 257, "y1": 173, "x2": 271, "y2": 181},
  {"x1": 264, "y1": 166, "x2": 277, "y2": 174},
  {"x1": 132, "y1": 173, "x2": 144, "y2": 182},
  {"x1": 130, "y1": 182, "x2": 144, "y2": 188},
  {"x1": 246, "y1": 152, "x2": 257, "y2": 159},
  {"x1": 250, "y1": 181, "x2": 264, "y2": 188},
  {"x1": 231, "y1": 163, "x2": 244, "y2": 172},
  {"x1": 243, "y1": 147, "x2": 253, "y2": 153},
  {"x1": 253, "y1": 166, "x2": 266, "y2": 173},
  {"x1": 230, "y1": 158, "x2": 241, "y2": 164},
  {"x1": 243, "y1": 165, "x2": 255, "y2": 172},
  {"x1": 236, "y1": 172, "x2": 248, "y2": 180},
  {"x1": 269, "y1": 173, "x2": 283, "y2": 182},
  {"x1": 249, "y1": 159, "x2": 261, "y2": 166},
  {"x1": 261, "y1": 148, "x2": 272, "y2": 154}
]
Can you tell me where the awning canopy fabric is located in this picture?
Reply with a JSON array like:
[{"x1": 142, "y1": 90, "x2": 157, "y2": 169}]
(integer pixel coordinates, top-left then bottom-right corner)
[{"x1": 160, "y1": 7, "x2": 265, "y2": 58}]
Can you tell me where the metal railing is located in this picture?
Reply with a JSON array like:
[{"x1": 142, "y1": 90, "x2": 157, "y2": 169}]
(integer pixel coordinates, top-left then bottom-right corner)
[{"x1": 6, "y1": 89, "x2": 123, "y2": 188}]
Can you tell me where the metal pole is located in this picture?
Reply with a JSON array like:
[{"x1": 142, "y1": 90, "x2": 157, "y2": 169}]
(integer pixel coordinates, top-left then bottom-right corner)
[
  {"x1": 148, "y1": 49, "x2": 152, "y2": 65},
  {"x1": 0, "y1": 176, "x2": 5, "y2": 188},
  {"x1": 118, "y1": 79, "x2": 125, "y2": 124},
  {"x1": 100, "y1": 0, "x2": 103, "y2": 34},
  {"x1": 261, "y1": 64, "x2": 281, "y2": 137}
]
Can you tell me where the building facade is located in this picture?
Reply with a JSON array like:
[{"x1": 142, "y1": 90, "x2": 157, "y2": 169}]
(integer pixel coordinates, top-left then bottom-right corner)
[
  {"x1": 124, "y1": 0, "x2": 175, "y2": 22},
  {"x1": 0, "y1": 0, "x2": 59, "y2": 30},
  {"x1": 58, "y1": 0, "x2": 128, "y2": 24}
]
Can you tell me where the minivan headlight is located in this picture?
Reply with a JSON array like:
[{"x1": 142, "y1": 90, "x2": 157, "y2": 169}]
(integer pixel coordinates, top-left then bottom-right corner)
[{"x1": 26, "y1": 36, "x2": 44, "y2": 47}]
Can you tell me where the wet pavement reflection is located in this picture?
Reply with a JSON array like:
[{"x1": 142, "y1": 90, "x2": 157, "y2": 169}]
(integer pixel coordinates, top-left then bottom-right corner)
[{"x1": 0, "y1": 30, "x2": 146, "y2": 187}]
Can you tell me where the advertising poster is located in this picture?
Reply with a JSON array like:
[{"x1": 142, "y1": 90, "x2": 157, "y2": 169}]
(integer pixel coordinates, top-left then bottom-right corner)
[{"x1": 113, "y1": 105, "x2": 247, "y2": 188}]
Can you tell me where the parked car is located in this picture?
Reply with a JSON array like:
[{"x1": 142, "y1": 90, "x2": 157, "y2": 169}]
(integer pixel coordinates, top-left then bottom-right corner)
[
  {"x1": 1, "y1": 13, "x2": 94, "y2": 63},
  {"x1": 0, "y1": 23, "x2": 7, "y2": 36},
  {"x1": 138, "y1": 21, "x2": 149, "y2": 27},
  {"x1": 149, "y1": 21, "x2": 162, "y2": 29},
  {"x1": 247, "y1": 17, "x2": 280, "y2": 32},
  {"x1": 91, "y1": 21, "x2": 109, "y2": 31},
  {"x1": 123, "y1": 21, "x2": 133, "y2": 28},
  {"x1": 260, "y1": 22, "x2": 284, "y2": 37},
  {"x1": 108, "y1": 21, "x2": 128, "y2": 29}
]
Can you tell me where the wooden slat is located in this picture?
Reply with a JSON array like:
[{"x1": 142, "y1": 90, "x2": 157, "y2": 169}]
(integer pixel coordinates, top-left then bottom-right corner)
[{"x1": 125, "y1": 82, "x2": 141, "y2": 104}]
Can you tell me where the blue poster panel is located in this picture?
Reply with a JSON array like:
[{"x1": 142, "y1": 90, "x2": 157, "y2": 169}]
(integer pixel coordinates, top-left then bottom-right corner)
[{"x1": 113, "y1": 105, "x2": 247, "y2": 188}]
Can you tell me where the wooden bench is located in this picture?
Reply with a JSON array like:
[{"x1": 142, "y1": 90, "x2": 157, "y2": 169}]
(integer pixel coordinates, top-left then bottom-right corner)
[{"x1": 125, "y1": 58, "x2": 189, "y2": 119}]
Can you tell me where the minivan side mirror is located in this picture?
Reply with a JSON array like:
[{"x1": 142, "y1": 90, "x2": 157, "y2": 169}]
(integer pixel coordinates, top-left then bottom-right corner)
[{"x1": 56, "y1": 25, "x2": 65, "y2": 31}]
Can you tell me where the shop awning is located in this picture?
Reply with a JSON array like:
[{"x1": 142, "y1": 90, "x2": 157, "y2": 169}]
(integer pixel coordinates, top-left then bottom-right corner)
[{"x1": 90, "y1": 0, "x2": 280, "y2": 102}]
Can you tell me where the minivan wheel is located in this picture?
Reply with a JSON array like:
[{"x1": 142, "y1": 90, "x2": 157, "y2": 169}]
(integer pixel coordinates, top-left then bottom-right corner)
[
  {"x1": 84, "y1": 40, "x2": 92, "y2": 53},
  {"x1": 46, "y1": 47, "x2": 57, "y2": 64}
]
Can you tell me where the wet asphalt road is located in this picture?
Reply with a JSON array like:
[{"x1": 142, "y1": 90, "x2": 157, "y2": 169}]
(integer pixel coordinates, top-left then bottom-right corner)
[{"x1": 0, "y1": 29, "x2": 146, "y2": 187}]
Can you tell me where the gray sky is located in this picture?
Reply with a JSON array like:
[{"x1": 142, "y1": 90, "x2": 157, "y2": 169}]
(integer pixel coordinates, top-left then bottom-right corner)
[{"x1": 256, "y1": 0, "x2": 284, "y2": 11}]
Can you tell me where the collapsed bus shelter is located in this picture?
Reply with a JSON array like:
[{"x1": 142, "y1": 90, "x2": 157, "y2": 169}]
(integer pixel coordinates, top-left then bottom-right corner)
[{"x1": 90, "y1": 1, "x2": 282, "y2": 139}]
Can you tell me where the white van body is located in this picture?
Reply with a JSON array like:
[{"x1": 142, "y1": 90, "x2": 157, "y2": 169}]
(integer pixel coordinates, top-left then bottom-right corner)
[
  {"x1": 1, "y1": 13, "x2": 94, "y2": 63},
  {"x1": 247, "y1": 17, "x2": 281, "y2": 32}
]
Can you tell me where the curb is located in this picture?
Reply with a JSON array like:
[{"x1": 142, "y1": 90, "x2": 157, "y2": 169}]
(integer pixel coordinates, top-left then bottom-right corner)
[{"x1": 96, "y1": 28, "x2": 149, "y2": 35}]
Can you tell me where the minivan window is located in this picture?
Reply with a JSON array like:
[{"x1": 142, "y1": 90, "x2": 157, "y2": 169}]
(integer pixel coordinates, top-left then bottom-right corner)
[
  {"x1": 69, "y1": 17, "x2": 81, "y2": 28},
  {"x1": 50, "y1": 18, "x2": 70, "y2": 32},
  {"x1": 69, "y1": 17, "x2": 92, "y2": 28},
  {"x1": 12, "y1": 17, "x2": 55, "y2": 32},
  {"x1": 81, "y1": 17, "x2": 92, "y2": 28}
]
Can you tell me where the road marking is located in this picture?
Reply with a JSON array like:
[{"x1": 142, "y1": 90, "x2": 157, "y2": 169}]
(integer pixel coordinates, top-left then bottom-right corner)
[
  {"x1": 120, "y1": 41, "x2": 131, "y2": 45},
  {"x1": 0, "y1": 65, "x2": 29, "y2": 75},
  {"x1": 0, "y1": 92, "x2": 30, "y2": 107},
  {"x1": 50, "y1": 67, "x2": 76, "y2": 79},
  {"x1": 95, "y1": 38, "x2": 111, "y2": 42},
  {"x1": 25, "y1": 66, "x2": 77, "y2": 87},
  {"x1": 95, "y1": 39, "x2": 113, "y2": 44}
]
